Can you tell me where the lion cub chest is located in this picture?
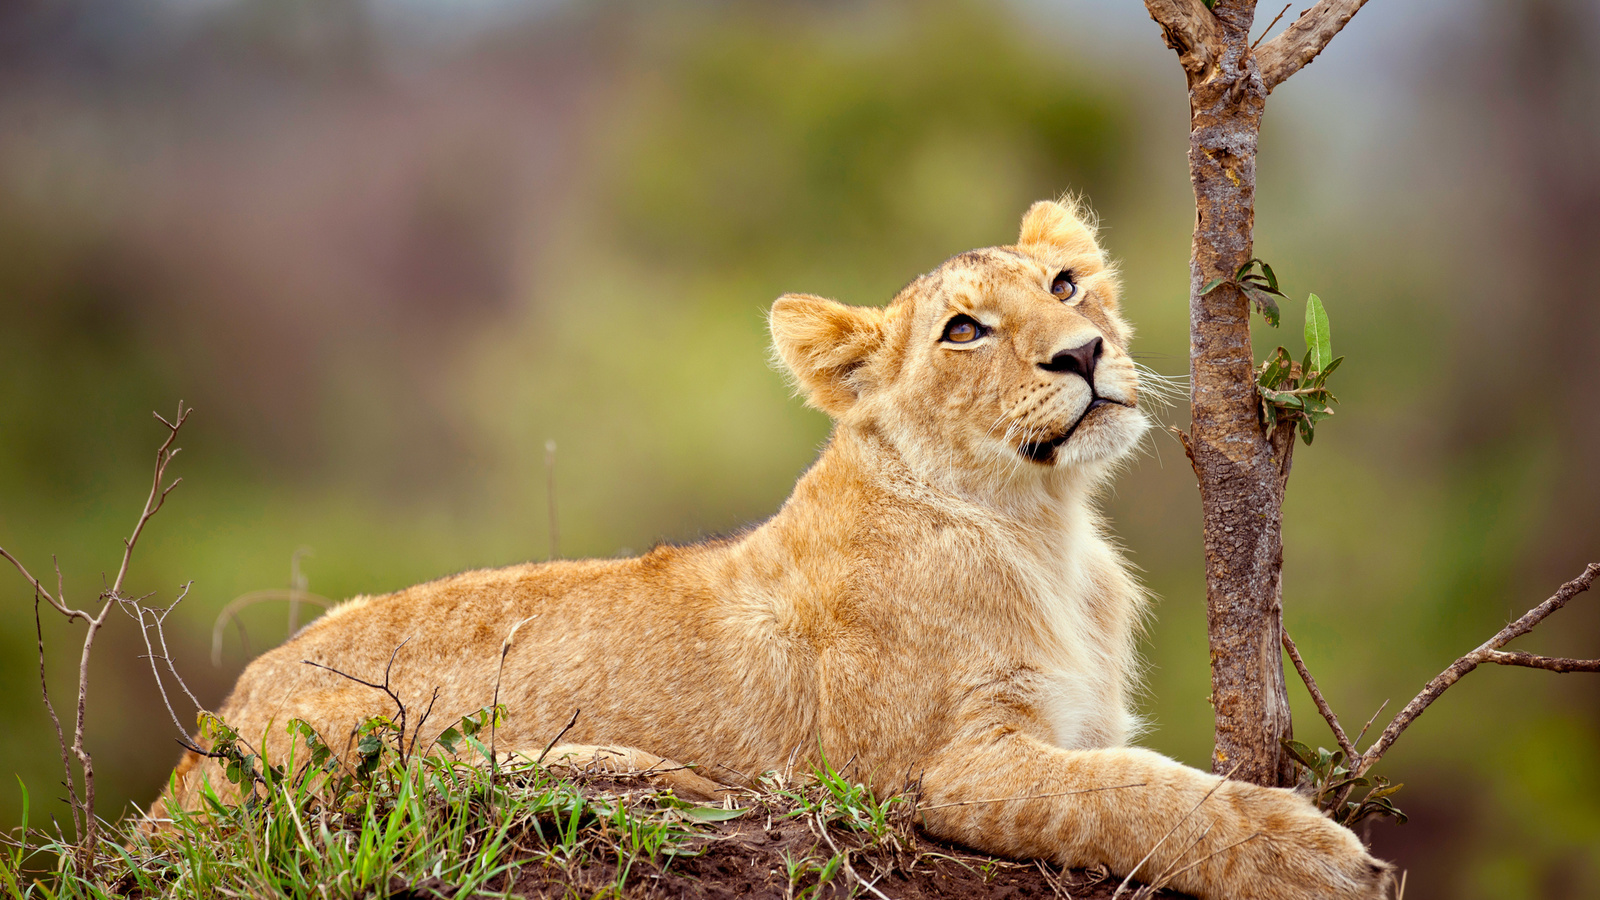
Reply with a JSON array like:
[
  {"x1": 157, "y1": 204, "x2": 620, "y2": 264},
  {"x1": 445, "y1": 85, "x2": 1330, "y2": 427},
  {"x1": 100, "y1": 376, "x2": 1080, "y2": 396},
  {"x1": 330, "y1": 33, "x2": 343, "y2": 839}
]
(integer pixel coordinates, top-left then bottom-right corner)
[{"x1": 1003, "y1": 533, "x2": 1140, "y2": 751}]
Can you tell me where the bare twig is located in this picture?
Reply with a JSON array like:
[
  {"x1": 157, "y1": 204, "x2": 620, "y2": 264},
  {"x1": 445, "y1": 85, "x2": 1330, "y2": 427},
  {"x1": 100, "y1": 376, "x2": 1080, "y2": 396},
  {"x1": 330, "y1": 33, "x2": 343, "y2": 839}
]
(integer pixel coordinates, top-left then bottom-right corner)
[
  {"x1": 1256, "y1": 0, "x2": 1373, "y2": 91},
  {"x1": 33, "y1": 591, "x2": 79, "y2": 837},
  {"x1": 0, "y1": 548, "x2": 76, "y2": 620},
  {"x1": 123, "y1": 582, "x2": 204, "y2": 735},
  {"x1": 112, "y1": 404, "x2": 191, "y2": 598},
  {"x1": 1355, "y1": 562, "x2": 1600, "y2": 777},
  {"x1": 1281, "y1": 628, "x2": 1357, "y2": 760},
  {"x1": 1252, "y1": 2, "x2": 1294, "y2": 49},
  {"x1": 1351, "y1": 699, "x2": 1388, "y2": 748},
  {"x1": 536, "y1": 709, "x2": 582, "y2": 767},
  {"x1": 918, "y1": 782, "x2": 1147, "y2": 811},
  {"x1": 302, "y1": 637, "x2": 413, "y2": 764},
  {"x1": 1142, "y1": 0, "x2": 1226, "y2": 78},
  {"x1": 1147, "y1": 831, "x2": 1263, "y2": 892},
  {"x1": 409, "y1": 687, "x2": 442, "y2": 761}
]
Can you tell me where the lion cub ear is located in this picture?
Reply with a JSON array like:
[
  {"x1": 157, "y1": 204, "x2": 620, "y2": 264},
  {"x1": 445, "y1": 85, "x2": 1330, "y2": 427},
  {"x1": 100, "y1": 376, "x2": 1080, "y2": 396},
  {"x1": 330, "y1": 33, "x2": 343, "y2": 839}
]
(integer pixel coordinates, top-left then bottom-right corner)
[
  {"x1": 1018, "y1": 198, "x2": 1103, "y2": 260},
  {"x1": 769, "y1": 293, "x2": 885, "y2": 417}
]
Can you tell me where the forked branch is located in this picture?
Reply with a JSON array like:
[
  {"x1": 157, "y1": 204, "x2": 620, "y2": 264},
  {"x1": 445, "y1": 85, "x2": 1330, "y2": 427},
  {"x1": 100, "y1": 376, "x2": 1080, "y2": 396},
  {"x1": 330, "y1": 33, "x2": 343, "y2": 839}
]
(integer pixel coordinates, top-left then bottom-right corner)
[
  {"x1": 1256, "y1": 0, "x2": 1373, "y2": 91},
  {"x1": 1355, "y1": 562, "x2": 1600, "y2": 775},
  {"x1": 1283, "y1": 563, "x2": 1600, "y2": 782}
]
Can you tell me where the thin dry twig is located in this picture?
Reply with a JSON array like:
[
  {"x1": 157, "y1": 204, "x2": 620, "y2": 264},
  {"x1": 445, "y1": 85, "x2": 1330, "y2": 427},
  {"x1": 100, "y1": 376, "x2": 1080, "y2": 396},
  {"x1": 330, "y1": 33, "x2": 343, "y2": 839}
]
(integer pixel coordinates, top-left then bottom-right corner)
[
  {"x1": 919, "y1": 782, "x2": 1148, "y2": 811},
  {"x1": 1281, "y1": 628, "x2": 1357, "y2": 760},
  {"x1": 1482, "y1": 649, "x2": 1600, "y2": 673},
  {"x1": 1147, "y1": 831, "x2": 1263, "y2": 893},
  {"x1": 1252, "y1": 2, "x2": 1294, "y2": 49},
  {"x1": 1112, "y1": 763, "x2": 1241, "y2": 900},
  {"x1": 1281, "y1": 563, "x2": 1599, "y2": 799},
  {"x1": 302, "y1": 637, "x2": 414, "y2": 764},
  {"x1": 536, "y1": 708, "x2": 583, "y2": 767},
  {"x1": 33, "y1": 590, "x2": 79, "y2": 837},
  {"x1": 1351, "y1": 698, "x2": 1388, "y2": 748},
  {"x1": 123, "y1": 582, "x2": 204, "y2": 735}
]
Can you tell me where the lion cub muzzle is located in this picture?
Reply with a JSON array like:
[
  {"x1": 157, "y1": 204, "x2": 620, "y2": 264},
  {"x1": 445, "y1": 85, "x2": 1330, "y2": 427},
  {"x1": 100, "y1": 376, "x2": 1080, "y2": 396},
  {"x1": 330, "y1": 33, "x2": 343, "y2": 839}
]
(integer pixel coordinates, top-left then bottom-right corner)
[{"x1": 1018, "y1": 335, "x2": 1132, "y2": 465}]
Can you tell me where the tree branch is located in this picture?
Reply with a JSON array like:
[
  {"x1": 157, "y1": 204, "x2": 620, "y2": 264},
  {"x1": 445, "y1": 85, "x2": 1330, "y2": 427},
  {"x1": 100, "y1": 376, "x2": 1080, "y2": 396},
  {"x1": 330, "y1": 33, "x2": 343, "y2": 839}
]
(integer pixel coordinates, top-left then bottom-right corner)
[
  {"x1": 1355, "y1": 562, "x2": 1600, "y2": 776},
  {"x1": 1483, "y1": 650, "x2": 1600, "y2": 674},
  {"x1": 1281, "y1": 628, "x2": 1357, "y2": 761},
  {"x1": 1143, "y1": 0, "x2": 1226, "y2": 78},
  {"x1": 1255, "y1": 0, "x2": 1372, "y2": 92}
]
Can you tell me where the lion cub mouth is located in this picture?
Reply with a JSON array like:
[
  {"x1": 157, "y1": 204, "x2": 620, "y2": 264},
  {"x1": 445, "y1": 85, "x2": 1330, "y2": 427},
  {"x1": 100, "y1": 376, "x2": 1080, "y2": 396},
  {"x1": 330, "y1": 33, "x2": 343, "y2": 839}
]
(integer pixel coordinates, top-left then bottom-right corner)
[{"x1": 1017, "y1": 397, "x2": 1129, "y2": 464}]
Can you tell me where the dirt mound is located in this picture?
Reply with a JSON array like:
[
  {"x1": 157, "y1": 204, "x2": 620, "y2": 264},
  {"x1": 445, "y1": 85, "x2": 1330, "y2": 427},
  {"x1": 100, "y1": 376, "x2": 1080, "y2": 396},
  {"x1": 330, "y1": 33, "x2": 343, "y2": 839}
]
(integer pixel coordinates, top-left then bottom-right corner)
[{"x1": 394, "y1": 772, "x2": 1192, "y2": 900}]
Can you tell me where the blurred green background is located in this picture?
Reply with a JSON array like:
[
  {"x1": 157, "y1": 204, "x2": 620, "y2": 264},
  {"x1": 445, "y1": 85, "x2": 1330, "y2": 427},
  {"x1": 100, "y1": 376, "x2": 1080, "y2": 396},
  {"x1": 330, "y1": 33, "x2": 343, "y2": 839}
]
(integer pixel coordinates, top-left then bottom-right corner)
[{"x1": 1, "y1": 0, "x2": 1597, "y2": 895}]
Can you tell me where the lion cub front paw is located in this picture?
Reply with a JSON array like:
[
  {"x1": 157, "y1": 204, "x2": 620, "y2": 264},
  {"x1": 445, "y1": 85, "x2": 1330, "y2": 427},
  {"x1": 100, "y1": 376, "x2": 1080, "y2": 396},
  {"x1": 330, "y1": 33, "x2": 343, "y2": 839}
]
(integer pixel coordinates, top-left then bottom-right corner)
[{"x1": 1227, "y1": 784, "x2": 1393, "y2": 900}]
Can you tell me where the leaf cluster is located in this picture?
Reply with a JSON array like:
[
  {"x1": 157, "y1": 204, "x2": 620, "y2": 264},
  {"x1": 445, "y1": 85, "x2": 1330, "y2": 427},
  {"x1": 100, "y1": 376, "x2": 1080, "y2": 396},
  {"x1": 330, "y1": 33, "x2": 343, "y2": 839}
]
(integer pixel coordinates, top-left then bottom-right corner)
[
  {"x1": 1201, "y1": 257, "x2": 1288, "y2": 327},
  {"x1": 1282, "y1": 739, "x2": 1406, "y2": 829},
  {"x1": 1258, "y1": 293, "x2": 1344, "y2": 445}
]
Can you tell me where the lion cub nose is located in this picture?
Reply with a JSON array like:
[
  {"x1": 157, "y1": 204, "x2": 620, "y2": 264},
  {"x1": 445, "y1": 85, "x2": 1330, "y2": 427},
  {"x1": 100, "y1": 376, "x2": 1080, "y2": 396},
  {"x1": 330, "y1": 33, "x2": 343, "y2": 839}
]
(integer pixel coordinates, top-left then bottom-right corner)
[{"x1": 1039, "y1": 337, "x2": 1103, "y2": 383}]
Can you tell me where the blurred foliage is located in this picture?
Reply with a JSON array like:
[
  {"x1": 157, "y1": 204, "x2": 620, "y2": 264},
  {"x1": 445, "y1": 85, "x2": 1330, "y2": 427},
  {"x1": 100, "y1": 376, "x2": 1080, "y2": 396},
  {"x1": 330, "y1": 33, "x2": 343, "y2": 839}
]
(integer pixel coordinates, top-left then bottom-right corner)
[{"x1": 0, "y1": 1, "x2": 1597, "y2": 897}]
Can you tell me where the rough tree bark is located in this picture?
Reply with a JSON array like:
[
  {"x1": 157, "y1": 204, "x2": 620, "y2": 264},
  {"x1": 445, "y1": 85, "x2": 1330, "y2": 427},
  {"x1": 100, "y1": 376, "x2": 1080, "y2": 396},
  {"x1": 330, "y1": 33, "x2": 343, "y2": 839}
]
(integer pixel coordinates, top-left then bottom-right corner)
[{"x1": 1143, "y1": 0, "x2": 1374, "y2": 787}]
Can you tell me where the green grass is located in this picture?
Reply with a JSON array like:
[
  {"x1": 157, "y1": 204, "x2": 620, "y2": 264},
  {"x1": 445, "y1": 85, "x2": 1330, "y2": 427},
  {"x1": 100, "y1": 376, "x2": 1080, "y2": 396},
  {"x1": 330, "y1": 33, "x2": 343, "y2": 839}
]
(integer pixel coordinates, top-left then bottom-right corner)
[
  {"x1": 0, "y1": 711, "x2": 943, "y2": 900},
  {"x1": 0, "y1": 708, "x2": 746, "y2": 900}
]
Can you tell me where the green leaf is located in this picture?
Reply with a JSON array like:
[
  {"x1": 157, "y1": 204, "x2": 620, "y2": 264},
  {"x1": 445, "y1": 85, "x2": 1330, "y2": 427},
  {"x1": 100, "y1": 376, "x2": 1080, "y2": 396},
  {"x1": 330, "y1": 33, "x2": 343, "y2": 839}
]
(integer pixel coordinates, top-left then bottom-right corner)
[
  {"x1": 1246, "y1": 289, "x2": 1282, "y2": 327},
  {"x1": 1258, "y1": 259, "x2": 1280, "y2": 293},
  {"x1": 437, "y1": 726, "x2": 462, "y2": 755},
  {"x1": 1320, "y1": 355, "x2": 1344, "y2": 379},
  {"x1": 1260, "y1": 388, "x2": 1306, "y2": 410},
  {"x1": 1304, "y1": 293, "x2": 1332, "y2": 372},
  {"x1": 1200, "y1": 277, "x2": 1227, "y2": 295},
  {"x1": 1259, "y1": 347, "x2": 1293, "y2": 389},
  {"x1": 1369, "y1": 781, "x2": 1405, "y2": 801},
  {"x1": 1298, "y1": 417, "x2": 1315, "y2": 445},
  {"x1": 680, "y1": 805, "x2": 750, "y2": 822},
  {"x1": 1281, "y1": 739, "x2": 1317, "y2": 768}
]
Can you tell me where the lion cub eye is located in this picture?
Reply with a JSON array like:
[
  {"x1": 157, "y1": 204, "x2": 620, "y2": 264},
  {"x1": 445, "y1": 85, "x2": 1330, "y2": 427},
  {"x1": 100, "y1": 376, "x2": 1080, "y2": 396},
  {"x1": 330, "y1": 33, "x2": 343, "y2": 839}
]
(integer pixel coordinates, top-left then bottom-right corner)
[
  {"x1": 941, "y1": 314, "x2": 987, "y2": 344},
  {"x1": 1050, "y1": 270, "x2": 1077, "y2": 301}
]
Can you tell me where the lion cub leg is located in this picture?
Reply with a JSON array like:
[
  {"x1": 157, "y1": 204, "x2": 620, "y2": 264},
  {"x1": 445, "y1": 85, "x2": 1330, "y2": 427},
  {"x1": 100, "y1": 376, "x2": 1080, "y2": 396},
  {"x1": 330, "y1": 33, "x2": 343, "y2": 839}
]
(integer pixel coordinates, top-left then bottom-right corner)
[
  {"x1": 917, "y1": 734, "x2": 1391, "y2": 900},
  {"x1": 505, "y1": 743, "x2": 732, "y2": 802}
]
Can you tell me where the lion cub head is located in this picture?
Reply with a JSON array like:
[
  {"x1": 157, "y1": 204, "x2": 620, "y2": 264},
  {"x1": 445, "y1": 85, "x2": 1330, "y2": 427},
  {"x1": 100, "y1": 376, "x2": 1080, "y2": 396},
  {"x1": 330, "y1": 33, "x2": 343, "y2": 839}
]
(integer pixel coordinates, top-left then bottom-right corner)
[{"x1": 770, "y1": 198, "x2": 1148, "y2": 490}]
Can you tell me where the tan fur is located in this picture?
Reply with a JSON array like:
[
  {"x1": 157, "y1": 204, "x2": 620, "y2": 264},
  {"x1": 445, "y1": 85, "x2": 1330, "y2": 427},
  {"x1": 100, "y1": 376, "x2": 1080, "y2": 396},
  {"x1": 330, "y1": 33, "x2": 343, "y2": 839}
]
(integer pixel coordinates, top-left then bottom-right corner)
[{"x1": 153, "y1": 199, "x2": 1389, "y2": 900}]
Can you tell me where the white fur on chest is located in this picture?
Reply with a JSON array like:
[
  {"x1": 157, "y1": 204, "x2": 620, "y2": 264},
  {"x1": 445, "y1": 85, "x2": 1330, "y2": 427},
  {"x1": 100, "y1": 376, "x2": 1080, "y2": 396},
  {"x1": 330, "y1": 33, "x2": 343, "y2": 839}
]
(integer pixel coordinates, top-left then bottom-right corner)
[{"x1": 1006, "y1": 522, "x2": 1140, "y2": 751}]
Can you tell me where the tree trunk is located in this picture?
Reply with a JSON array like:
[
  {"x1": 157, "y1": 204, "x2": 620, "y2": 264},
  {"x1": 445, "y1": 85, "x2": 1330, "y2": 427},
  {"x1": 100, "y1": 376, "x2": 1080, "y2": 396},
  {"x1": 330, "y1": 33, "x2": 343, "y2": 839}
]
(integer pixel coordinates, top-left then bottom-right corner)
[{"x1": 1182, "y1": 1, "x2": 1296, "y2": 788}]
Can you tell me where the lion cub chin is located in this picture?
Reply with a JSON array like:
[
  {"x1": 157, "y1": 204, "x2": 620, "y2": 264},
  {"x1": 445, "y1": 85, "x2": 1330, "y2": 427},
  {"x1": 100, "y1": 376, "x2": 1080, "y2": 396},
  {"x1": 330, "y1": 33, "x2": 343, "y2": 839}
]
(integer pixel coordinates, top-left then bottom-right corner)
[{"x1": 155, "y1": 199, "x2": 1390, "y2": 900}]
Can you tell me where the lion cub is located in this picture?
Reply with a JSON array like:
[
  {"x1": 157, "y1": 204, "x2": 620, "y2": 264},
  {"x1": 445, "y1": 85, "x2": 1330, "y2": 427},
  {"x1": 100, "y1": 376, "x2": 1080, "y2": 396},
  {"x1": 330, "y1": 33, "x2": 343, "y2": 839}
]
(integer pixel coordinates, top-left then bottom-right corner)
[{"x1": 156, "y1": 199, "x2": 1389, "y2": 899}]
